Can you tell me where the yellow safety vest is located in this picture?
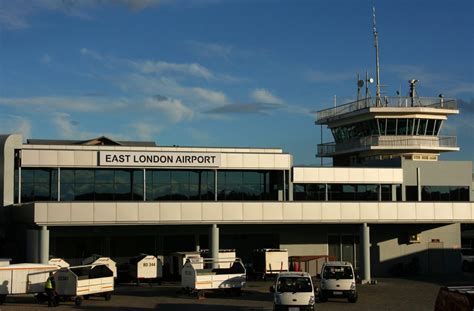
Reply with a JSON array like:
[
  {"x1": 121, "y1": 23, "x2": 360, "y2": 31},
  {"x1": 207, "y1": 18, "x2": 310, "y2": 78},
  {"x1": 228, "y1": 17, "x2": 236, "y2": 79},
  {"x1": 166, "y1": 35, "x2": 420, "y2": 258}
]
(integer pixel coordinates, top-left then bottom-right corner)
[{"x1": 45, "y1": 278, "x2": 53, "y2": 289}]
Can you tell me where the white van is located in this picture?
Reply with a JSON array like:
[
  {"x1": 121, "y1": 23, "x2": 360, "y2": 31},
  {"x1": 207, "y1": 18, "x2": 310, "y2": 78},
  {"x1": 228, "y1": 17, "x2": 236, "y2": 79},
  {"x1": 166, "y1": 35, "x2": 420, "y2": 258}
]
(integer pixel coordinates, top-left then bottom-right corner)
[
  {"x1": 318, "y1": 261, "x2": 357, "y2": 303},
  {"x1": 270, "y1": 272, "x2": 316, "y2": 311}
]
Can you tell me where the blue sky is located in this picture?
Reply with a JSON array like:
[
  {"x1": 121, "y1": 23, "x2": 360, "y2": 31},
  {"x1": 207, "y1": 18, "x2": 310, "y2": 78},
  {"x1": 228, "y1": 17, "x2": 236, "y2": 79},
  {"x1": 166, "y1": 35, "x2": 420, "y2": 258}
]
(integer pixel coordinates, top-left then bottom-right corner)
[{"x1": 0, "y1": 0, "x2": 473, "y2": 165}]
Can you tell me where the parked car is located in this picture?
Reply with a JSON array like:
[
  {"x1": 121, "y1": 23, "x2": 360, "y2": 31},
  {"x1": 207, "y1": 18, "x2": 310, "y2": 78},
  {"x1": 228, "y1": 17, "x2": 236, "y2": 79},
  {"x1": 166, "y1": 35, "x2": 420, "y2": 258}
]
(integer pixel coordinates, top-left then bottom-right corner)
[
  {"x1": 270, "y1": 272, "x2": 316, "y2": 311},
  {"x1": 461, "y1": 248, "x2": 474, "y2": 272},
  {"x1": 317, "y1": 261, "x2": 357, "y2": 303}
]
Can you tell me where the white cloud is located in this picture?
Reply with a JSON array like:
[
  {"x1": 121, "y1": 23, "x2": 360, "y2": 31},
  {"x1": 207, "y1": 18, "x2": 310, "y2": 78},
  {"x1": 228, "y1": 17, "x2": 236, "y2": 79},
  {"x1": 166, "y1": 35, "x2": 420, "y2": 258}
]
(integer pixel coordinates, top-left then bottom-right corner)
[
  {"x1": 52, "y1": 112, "x2": 132, "y2": 140},
  {"x1": 186, "y1": 40, "x2": 233, "y2": 58},
  {"x1": 250, "y1": 88, "x2": 283, "y2": 104},
  {"x1": 118, "y1": 74, "x2": 229, "y2": 108},
  {"x1": 0, "y1": 96, "x2": 127, "y2": 112},
  {"x1": 144, "y1": 96, "x2": 194, "y2": 122},
  {"x1": 53, "y1": 112, "x2": 76, "y2": 138},
  {"x1": 0, "y1": 115, "x2": 32, "y2": 138},
  {"x1": 135, "y1": 60, "x2": 215, "y2": 80},
  {"x1": 80, "y1": 48, "x2": 103, "y2": 60},
  {"x1": 131, "y1": 122, "x2": 163, "y2": 141},
  {"x1": 192, "y1": 87, "x2": 228, "y2": 105}
]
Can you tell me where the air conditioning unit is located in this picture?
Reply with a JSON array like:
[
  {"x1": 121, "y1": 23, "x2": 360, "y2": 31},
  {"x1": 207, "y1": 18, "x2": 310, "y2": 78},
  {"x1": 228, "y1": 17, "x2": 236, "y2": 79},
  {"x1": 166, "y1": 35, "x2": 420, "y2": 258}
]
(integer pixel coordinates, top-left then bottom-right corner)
[{"x1": 408, "y1": 234, "x2": 420, "y2": 244}]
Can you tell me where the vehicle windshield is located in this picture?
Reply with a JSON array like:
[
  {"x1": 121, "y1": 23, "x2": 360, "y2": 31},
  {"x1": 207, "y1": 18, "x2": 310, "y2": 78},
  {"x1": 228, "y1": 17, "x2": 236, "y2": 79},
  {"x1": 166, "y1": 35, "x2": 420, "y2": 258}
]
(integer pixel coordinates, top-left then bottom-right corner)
[
  {"x1": 323, "y1": 266, "x2": 353, "y2": 280},
  {"x1": 461, "y1": 249, "x2": 474, "y2": 256},
  {"x1": 276, "y1": 277, "x2": 313, "y2": 293}
]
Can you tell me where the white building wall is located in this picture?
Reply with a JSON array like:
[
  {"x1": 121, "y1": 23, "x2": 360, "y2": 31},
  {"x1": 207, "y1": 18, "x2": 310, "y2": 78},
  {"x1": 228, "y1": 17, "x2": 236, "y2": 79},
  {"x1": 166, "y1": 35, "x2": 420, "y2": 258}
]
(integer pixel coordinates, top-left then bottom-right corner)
[
  {"x1": 293, "y1": 167, "x2": 403, "y2": 184},
  {"x1": 21, "y1": 149, "x2": 292, "y2": 170},
  {"x1": 33, "y1": 201, "x2": 474, "y2": 226}
]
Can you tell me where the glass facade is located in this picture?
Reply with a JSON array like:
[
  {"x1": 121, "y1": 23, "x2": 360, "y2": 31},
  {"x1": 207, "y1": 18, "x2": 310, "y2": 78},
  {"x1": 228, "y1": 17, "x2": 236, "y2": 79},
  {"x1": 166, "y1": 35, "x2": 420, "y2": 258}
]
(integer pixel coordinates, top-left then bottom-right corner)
[
  {"x1": 294, "y1": 183, "x2": 394, "y2": 201},
  {"x1": 17, "y1": 168, "x2": 284, "y2": 202},
  {"x1": 217, "y1": 170, "x2": 281, "y2": 200},
  {"x1": 422, "y1": 186, "x2": 469, "y2": 201},
  {"x1": 331, "y1": 118, "x2": 443, "y2": 143},
  {"x1": 328, "y1": 235, "x2": 360, "y2": 269},
  {"x1": 20, "y1": 168, "x2": 58, "y2": 202},
  {"x1": 60, "y1": 169, "x2": 143, "y2": 201},
  {"x1": 16, "y1": 168, "x2": 470, "y2": 203},
  {"x1": 294, "y1": 184, "x2": 325, "y2": 201},
  {"x1": 146, "y1": 170, "x2": 214, "y2": 201},
  {"x1": 406, "y1": 185, "x2": 469, "y2": 201}
]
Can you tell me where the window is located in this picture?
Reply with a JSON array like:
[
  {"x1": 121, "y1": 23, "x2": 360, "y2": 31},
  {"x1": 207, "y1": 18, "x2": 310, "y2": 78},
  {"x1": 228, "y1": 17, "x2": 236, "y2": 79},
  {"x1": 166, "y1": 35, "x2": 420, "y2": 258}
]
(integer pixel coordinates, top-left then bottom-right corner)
[
  {"x1": 386, "y1": 119, "x2": 396, "y2": 135},
  {"x1": 217, "y1": 170, "x2": 281, "y2": 201},
  {"x1": 397, "y1": 119, "x2": 408, "y2": 135},
  {"x1": 417, "y1": 119, "x2": 428, "y2": 135},
  {"x1": 293, "y1": 184, "x2": 325, "y2": 201},
  {"x1": 328, "y1": 235, "x2": 360, "y2": 269},
  {"x1": 20, "y1": 168, "x2": 58, "y2": 202},
  {"x1": 422, "y1": 186, "x2": 469, "y2": 201},
  {"x1": 426, "y1": 119, "x2": 435, "y2": 135},
  {"x1": 146, "y1": 170, "x2": 215, "y2": 201},
  {"x1": 60, "y1": 169, "x2": 142, "y2": 201},
  {"x1": 406, "y1": 186, "x2": 418, "y2": 201}
]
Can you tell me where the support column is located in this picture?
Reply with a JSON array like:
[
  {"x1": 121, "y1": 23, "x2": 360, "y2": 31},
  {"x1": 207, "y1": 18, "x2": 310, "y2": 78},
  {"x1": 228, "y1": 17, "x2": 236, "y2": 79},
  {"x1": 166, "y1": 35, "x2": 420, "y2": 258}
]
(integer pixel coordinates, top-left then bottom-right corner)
[
  {"x1": 26, "y1": 229, "x2": 39, "y2": 263},
  {"x1": 210, "y1": 224, "x2": 219, "y2": 268},
  {"x1": 195, "y1": 234, "x2": 201, "y2": 252},
  {"x1": 360, "y1": 223, "x2": 371, "y2": 283},
  {"x1": 417, "y1": 167, "x2": 422, "y2": 202},
  {"x1": 39, "y1": 226, "x2": 50, "y2": 264}
]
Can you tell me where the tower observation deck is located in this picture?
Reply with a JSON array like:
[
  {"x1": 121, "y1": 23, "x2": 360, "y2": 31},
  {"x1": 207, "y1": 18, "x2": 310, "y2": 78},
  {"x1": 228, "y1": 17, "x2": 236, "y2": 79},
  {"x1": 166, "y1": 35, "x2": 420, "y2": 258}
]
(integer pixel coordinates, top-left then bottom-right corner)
[{"x1": 316, "y1": 95, "x2": 459, "y2": 166}]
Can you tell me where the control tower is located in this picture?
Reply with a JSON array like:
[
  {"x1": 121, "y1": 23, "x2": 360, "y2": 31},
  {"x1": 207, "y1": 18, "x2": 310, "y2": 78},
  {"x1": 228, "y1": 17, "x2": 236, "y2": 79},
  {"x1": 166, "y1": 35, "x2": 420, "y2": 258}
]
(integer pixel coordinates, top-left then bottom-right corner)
[{"x1": 315, "y1": 88, "x2": 459, "y2": 166}]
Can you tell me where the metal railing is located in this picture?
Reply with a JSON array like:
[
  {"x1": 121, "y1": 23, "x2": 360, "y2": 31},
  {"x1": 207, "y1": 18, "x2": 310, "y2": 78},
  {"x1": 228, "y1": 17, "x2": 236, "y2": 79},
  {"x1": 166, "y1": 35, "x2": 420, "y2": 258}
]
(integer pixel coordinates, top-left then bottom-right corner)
[
  {"x1": 317, "y1": 135, "x2": 458, "y2": 156},
  {"x1": 316, "y1": 97, "x2": 457, "y2": 123}
]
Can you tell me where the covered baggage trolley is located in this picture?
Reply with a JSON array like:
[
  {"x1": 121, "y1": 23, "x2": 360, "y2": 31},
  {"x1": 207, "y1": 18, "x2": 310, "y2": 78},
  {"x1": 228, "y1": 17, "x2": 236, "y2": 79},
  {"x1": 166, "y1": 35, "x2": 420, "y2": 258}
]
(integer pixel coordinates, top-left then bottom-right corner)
[
  {"x1": 181, "y1": 258, "x2": 246, "y2": 298},
  {"x1": 166, "y1": 251, "x2": 202, "y2": 278},
  {"x1": 129, "y1": 254, "x2": 163, "y2": 284},
  {"x1": 252, "y1": 249, "x2": 289, "y2": 279},
  {"x1": 49, "y1": 258, "x2": 70, "y2": 268},
  {"x1": 54, "y1": 264, "x2": 114, "y2": 306},
  {"x1": 0, "y1": 263, "x2": 58, "y2": 305},
  {"x1": 82, "y1": 255, "x2": 117, "y2": 278}
]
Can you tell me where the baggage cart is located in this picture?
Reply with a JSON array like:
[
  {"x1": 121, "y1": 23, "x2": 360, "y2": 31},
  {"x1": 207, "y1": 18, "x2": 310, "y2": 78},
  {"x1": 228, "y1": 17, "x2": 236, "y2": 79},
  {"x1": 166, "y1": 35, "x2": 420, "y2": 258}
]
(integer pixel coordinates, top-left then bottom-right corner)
[
  {"x1": 166, "y1": 251, "x2": 202, "y2": 278},
  {"x1": 48, "y1": 258, "x2": 70, "y2": 268},
  {"x1": 129, "y1": 254, "x2": 163, "y2": 284},
  {"x1": 252, "y1": 249, "x2": 289, "y2": 279},
  {"x1": 54, "y1": 264, "x2": 114, "y2": 306},
  {"x1": 181, "y1": 258, "x2": 246, "y2": 298},
  {"x1": 0, "y1": 263, "x2": 58, "y2": 305},
  {"x1": 82, "y1": 255, "x2": 117, "y2": 278}
]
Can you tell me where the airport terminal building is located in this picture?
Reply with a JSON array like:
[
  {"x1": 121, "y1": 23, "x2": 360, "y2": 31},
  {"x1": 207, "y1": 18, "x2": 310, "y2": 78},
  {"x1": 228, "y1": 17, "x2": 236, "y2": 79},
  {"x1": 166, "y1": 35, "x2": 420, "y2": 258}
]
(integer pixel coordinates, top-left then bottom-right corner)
[{"x1": 1, "y1": 95, "x2": 473, "y2": 280}]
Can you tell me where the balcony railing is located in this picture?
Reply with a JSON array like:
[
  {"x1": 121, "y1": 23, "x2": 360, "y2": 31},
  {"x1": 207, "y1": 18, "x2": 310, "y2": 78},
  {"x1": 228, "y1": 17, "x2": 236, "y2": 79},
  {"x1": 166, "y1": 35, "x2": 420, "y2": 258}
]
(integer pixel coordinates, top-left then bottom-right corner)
[
  {"x1": 316, "y1": 97, "x2": 457, "y2": 123},
  {"x1": 317, "y1": 135, "x2": 458, "y2": 157}
]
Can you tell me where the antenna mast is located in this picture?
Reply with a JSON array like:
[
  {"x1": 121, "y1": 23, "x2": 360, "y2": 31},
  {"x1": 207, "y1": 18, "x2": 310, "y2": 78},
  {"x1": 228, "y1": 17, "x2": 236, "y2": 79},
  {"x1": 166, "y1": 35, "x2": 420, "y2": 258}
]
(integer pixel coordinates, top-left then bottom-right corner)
[{"x1": 372, "y1": 6, "x2": 382, "y2": 106}]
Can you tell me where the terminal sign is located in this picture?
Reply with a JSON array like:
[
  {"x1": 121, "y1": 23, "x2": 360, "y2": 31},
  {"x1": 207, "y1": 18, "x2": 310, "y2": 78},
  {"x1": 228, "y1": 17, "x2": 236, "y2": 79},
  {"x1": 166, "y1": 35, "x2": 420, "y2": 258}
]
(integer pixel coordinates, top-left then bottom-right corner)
[{"x1": 99, "y1": 151, "x2": 221, "y2": 167}]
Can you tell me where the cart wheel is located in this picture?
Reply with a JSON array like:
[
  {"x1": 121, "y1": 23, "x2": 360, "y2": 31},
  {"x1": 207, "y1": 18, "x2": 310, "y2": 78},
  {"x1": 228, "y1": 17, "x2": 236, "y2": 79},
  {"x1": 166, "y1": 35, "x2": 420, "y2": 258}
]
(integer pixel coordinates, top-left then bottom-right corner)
[
  {"x1": 75, "y1": 296, "x2": 83, "y2": 306},
  {"x1": 232, "y1": 288, "x2": 242, "y2": 296},
  {"x1": 0, "y1": 294, "x2": 6, "y2": 305},
  {"x1": 104, "y1": 292, "x2": 112, "y2": 301},
  {"x1": 197, "y1": 290, "x2": 205, "y2": 299},
  {"x1": 35, "y1": 293, "x2": 47, "y2": 303}
]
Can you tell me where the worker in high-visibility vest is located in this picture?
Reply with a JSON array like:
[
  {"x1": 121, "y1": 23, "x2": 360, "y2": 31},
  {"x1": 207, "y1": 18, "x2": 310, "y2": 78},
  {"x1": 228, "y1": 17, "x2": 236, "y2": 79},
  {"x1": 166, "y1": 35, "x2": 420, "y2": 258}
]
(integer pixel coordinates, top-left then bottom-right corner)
[{"x1": 44, "y1": 272, "x2": 57, "y2": 307}]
